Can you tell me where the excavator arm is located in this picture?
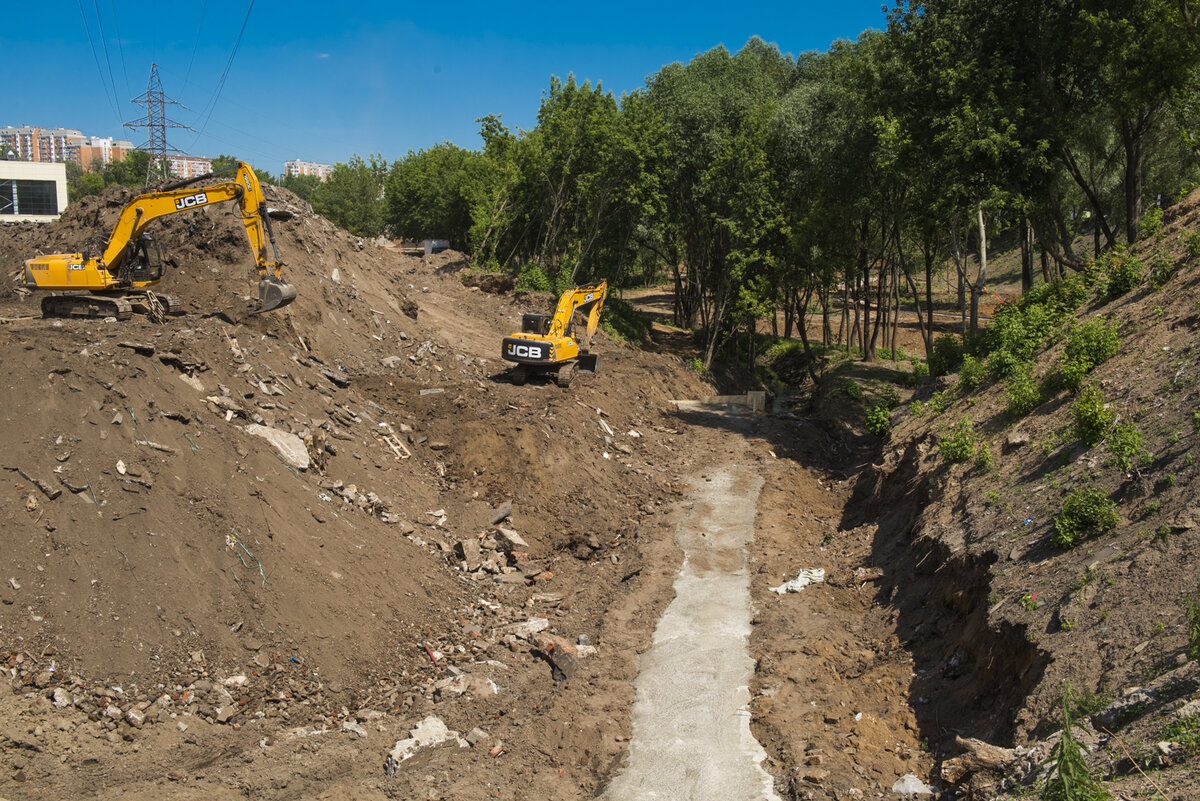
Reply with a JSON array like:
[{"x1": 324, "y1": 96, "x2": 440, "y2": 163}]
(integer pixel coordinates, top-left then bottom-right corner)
[{"x1": 23, "y1": 161, "x2": 296, "y2": 317}]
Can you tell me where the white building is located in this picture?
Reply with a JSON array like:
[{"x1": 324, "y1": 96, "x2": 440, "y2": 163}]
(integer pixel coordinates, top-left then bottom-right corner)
[
  {"x1": 284, "y1": 159, "x2": 333, "y2": 180},
  {"x1": 0, "y1": 161, "x2": 68, "y2": 222}
]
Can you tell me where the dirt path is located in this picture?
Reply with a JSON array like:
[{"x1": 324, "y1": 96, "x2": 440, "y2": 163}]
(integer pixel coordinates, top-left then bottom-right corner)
[{"x1": 603, "y1": 460, "x2": 778, "y2": 801}]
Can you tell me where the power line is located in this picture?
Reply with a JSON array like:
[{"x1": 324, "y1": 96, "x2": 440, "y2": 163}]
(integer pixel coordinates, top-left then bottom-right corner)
[
  {"x1": 126, "y1": 64, "x2": 194, "y2": 182},
  {"x1": 183, "y1": 0, "x2": 210, "y2": 95},
  {"x1": 91, "y1": 0, "x2": 124, "y2": 124},
  {"x1": 189, "y1": 0, "x2": 256, "y2": 149},
  {"x1": 109, "y1": 0, "x2": 132, "y2": 98},
  {"x1": 76, "y1": 0, "x2": 122, "y2": 124}
]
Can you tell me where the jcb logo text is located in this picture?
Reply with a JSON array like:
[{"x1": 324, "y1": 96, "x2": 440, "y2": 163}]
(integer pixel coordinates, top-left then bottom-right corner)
[{"x1": 174, "y1": 192, "x2": 209, "y2": 210}]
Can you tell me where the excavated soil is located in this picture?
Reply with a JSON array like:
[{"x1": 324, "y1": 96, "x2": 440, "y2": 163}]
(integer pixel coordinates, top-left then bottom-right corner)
[{"x1": 2, "y1": 180, "x2": 1198, "y2": 801}]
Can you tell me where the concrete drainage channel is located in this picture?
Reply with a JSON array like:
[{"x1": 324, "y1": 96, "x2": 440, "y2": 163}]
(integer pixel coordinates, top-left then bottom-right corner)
[{"x1": 603, "y1": 465, "x2": 780, "y2": 801}]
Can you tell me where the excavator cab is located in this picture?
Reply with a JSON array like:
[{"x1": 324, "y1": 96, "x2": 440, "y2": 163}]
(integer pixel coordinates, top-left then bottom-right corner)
[
  {"x1": 125, "y1": 234, "x2": 164, "y2": 283},
  {"x1": 521, "y1": 313, "x2": 552, "y2": 335}
]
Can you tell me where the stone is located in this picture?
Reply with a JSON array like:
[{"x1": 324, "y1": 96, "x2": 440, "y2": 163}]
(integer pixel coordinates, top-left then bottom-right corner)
[
  {"x1": 243, "y1": 424, "x2": 310, "y2": 470},
  {"x1": 490, "y1": 500, "x2": 513, "y2": 525},
  {"x1": 892, "y1": 774, "x2": 934, "y2": 795},
  {"x1": 495, "y1": 527, "x2": 528, "y2": 553},
  {"x1": 342, "y1": 720, "x2": 368, "y2": 738},
  {"x1": 51, "y1": 688, "x2": 71, "y2": 708},
  {"x1": 215, "y1": 706, "x2": 237, "y2": 723},
  {"x1": 466, "y1": 727, "x2": 490, "y2": 746},
  {"x1": 456, "y1": 539, "x2": 483, "y2": 572},
  {"x1": 125, "y1": 708, "x2": 146, "y2": 729}
]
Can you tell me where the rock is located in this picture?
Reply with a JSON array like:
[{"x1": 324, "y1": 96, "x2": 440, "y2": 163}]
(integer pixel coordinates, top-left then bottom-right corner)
[
  {"x1": 384, "y1": 716, "x2": 467, "y2": 775},
  {"x1": 51, "y1": 688, "x2": 71, "y2": 708},
  {"x1": 104, "y1": 704, "x2": 123, "y2": 721},
  {"x1": 892, "y1": 774, "x2": 934, "y2": 795},
  {"x1": 508, "y1": 618, "x2": 550, "y2": 640},
  {"x1": 342, "y1": 719, "x2": 368, "y2": 738},
  {"x1": 244, "y1": 424, "x2": 310, "y2": 470},
  {"x1": 1095, "y1": 690, "x2": 1153, "y2": 729},
  {"x1": 466, "y1": 727, "x2": 490, "y2": 746},
  {"x1": 243, "y1": 638, "x2": 263, "y2": 652},
  {"x1": 1005, "y1": 429, "x2": 1031, "y2": 450},
  {"x1": 215, "y1": 706, "x2": 237, "y2": 723},
  {"x1": 495, "y1": 527, "x2": 528, "y2": 553},
  {"x1": 33, "y1": 671, "x2": 53, "y2": 689},
  {"x1": 456, "y1": 539, "x2": 483, "y2": 572},
  {"x1": 490, "y1": 500, "x2": 513, "y2": 525},
  {"x1": 802, "y1": 768, "x2": 830, "y2": 784},
  {"x1": 125, "y1": 708, "x2": 146, "y2": 729},
  {"x1": 381, "y1": 356, "x2": 403, "y2": 369}
]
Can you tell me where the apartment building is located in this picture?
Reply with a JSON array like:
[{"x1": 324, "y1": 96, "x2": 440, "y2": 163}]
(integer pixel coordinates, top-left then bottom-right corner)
[
  {"x1": 164, "y1": 154, "x2": 213, "y2": 179},
  {"x1": 0, "y1": 126, "x2": 87, "y2": 164},
  {"x1": 79, "y1": 136, "x2": 136, "y2": 171},
  {"x1": 284, "y1": 159, "x2": 333, "y2": 181}
]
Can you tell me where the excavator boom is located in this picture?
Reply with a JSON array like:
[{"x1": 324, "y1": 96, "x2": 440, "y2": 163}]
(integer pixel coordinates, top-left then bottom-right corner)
[{"x1": 23, "y1": 161, "x2": 297, "y2": 318}]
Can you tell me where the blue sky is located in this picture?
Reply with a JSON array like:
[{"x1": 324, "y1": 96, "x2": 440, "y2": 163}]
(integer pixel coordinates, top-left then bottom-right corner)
[{"x1": 6, "y1": 1, "x2": 888, "y2": 175}]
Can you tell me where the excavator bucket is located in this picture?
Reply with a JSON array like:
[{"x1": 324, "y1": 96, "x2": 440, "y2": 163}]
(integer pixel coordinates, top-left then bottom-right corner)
[
  {"x1": 577, "y1": 353, "x2": 600, "y2": 374},
  {"x1": 253, "y1": 278, "x2": 298, "y2": 314}
]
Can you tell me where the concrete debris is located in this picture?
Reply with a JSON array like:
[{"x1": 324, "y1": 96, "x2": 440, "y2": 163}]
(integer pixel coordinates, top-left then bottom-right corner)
[
  {"x1": 244, "y1": 424, "x2": 311, "y2": 470},
  {"x1": 342, "y1": 719, "x2": 369, "y2": 738},
  {"x1": 770, "y1": 568, "x2": 826, "y2": 594},
  {"x1": 384, "y1": 716, "x2": 467, "y2": 776},
  {"x1": 490, "y1": 500, "x2": 513, "y2": 525}
]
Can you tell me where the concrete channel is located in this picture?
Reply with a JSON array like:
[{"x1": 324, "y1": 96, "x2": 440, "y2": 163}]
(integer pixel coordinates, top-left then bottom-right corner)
[{"x1": 603, "y1": 465, "x2": 780, "y2": 801}]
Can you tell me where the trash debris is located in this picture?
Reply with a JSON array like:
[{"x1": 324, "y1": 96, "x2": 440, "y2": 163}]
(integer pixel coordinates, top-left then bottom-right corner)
[
  {"x1": 770, "y1": 568, "x2": 826, "y2": 595},
  {"x1": 892, "y1": 774, "x2": 934, "y2": 795},
  {"x1": 384, "y1": 716, "x2": 467, "y2": 775}
]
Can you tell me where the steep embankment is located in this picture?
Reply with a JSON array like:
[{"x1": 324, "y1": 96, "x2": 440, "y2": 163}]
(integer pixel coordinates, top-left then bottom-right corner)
[{"x1": 863, "y1": 191, "x2": 1200, "y2": 797}]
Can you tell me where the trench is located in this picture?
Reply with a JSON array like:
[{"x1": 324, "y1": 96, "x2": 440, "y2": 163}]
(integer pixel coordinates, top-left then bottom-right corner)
[{"x1": 603, "y1": 464, "x2": 780, "y2": 801}]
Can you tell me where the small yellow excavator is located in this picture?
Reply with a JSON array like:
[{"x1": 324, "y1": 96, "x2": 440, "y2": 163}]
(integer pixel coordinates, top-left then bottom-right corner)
[
  {"x1": 22, "y1": 161, "x2": 297, "y2": 319},
  {"x1": 501, "y1": 280, "x2": 607, "y2": 387}
]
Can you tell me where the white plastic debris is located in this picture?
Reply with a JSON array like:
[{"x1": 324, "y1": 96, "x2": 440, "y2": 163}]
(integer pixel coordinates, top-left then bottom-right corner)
[{"x1": 769, "y1": 568, "x2": 825, "y2": 595}]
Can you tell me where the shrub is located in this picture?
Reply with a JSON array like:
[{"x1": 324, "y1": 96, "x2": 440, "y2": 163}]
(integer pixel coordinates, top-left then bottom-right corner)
[
  {"x1": 1137, "y1": 207, "x2": 1164, "y2": 240},
  {"x1": 926, "y1": 390, "x2": 950, "y2": 415},
  {"x1": 941, "y1": 416, "x2": 977, "y2": 464},
  {"x1": 1099, "y1": 245, "x2": 1144, "y2": 299},
  {"x1": 1106, "y1": 419, "x2": 1144, "y2": 472},
  {"x1": 1148, "y1": 256, "x2": 1175, "y2": 289},
  {"x1": 929, "y1": 334, "x2": 964, "y2": 377},
  {"x1": 841, "y1": 380, "x2": 865, "y2": 400},
  {"x1": 685, "y1": 357, "x2": 707, "y2": 375},
  {"x1": 1187, "y1": 585, "x2": 1200, "y2": 662},
  {"x1": 1060, "y1": 318, "x2": 1120, "y2": 392},
  {"x1": 865, "y1": 404, "x2": 891, "y2": 437},
  {"x1": 1052, "y1": 487, "x2": 1119, "y2": 549},
  {"x1": 1073, "y1": 386, "x2": 1115, "y2": 447},
  {"x1": 1006, "y1": 365, "x2": 1042, "y2": 417},
  {"x1": 1186, "y1": 230, "x2": 1200, "y2": 258},
  {"x1": 515, "y1": 264, "x2": 552, "y2": 292},
  {"x1": 958, "y1": 354, "x2": 987, "y2": 392},
  {"x1": 975, "y1": 443, "x2": 995, "y2": 471},
  {"x1": 908, "y1": 358, "x2": 930, "y2": 384}
]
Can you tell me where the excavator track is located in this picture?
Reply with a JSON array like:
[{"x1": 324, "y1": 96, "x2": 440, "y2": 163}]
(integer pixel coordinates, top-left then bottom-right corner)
[{"x1": 41, "y1": 294, "x2": 133, "y2": 321}]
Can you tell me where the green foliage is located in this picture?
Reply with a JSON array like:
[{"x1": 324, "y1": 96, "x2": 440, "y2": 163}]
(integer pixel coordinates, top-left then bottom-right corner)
[
  {"x1": 385, "y1": 142, "x2": 483, "y2": 248},
  {"x1": 1066, "y1": 684, "x2": 1112, "y2": 719},
  {"x1": 940, "y1": 417, "x2": 977, "y2": 464},
  {"x1": 278, "y1": 172, "x2": 322, "y2": 203},
  {"x1": 1096, "y1": 246, "x2": 1144, "y2": 299},
  {"x1": 311, "y1": 154, "x2": 389, "y2": 238},
  {"x1": 1005, "y1": 365, "x2": 1042, "y2": 417},
  {"x1": 840, "y1": 380, "x2": 865, "y2": 400},
  {"x1": 1073, "y1": 386, "x2": 1115, "y2": 447},
  {"x1": 1021, "y1": 592, "x2": 1040, "y2": 611},
  {"x1": 974, "y1": 279, "x2": 1088, "y2": 380},
  {"x1": 515, "y1": 264, "x2": 553, "y2": 293},
  {"x1": 1186, "y1": 231, "x2": 1200, "y2": 258},
  {"x1": 958, "y1": 354, "x2": 986, "y2": 393},
  {"x1": 599, "y1": 297, "x2": 651, "y2": 344},
  {"x1": 685, "y1": 357, "x2": 708, "y2": 375},
  {"x1": 209, "y1": 154, "x2": 273, "y2": 186},
  {"x1": 1187, "y1": 586, "x2": 1200, "y2": 662},
  {"x1": 1148, "y1": 255, "x2": 1175, "y2": 289},
  {"x1": 1106, "y1": 419, "x2": 1144, "y2": 472},
  {"x1": 1052, "y1": 488, "x2": 1119, "y2": 549},
  {"x1": 1060, "y1": 318, "x2": 1120, "y2": 392},
  {"x1": 1159, "y1": 715, "x2": 1200, "y2": 758},
  {"x1": 929, "y1": 334, "x2": 964, "y2": 377},
  {"x1": 975, "y1": 443, "x2": 995, "y2": 471},
  {"x1": 1137, "y1": 207, "x2": 1164, "y2": 240},
  {"x1": 1040, "y1": 697, "x2": 1110, "y2": 801},
  {"x1": 926, "y1": 390, "x2": 950, "y2": 416},
  {"x1": 865, "y1": 404, "x2": 892, "y2": 437}
]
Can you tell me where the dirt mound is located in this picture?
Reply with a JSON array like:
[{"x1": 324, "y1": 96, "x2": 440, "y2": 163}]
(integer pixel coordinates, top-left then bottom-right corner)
[{"x1": 0, "y1": 185, "x2": 719, "y2": 799}]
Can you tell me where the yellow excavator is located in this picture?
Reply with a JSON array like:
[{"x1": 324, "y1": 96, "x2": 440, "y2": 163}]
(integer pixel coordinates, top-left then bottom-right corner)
[
  {"x1": 501, "y1": 280, "x2": 607, "y2": 387},
  {"x1": 22, "y1": 161, "x2": 297, "y2": 319}
]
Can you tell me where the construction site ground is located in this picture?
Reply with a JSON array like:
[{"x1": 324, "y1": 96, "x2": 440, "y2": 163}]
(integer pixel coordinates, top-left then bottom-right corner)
[{"x1": 0, "y1": 184, "x2": 1197, "y2": 800}]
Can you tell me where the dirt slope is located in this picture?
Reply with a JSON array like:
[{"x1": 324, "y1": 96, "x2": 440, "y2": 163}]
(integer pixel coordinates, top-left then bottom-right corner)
[{"x1": 0, "y1": 186, "x2": 731, "y2": 800}]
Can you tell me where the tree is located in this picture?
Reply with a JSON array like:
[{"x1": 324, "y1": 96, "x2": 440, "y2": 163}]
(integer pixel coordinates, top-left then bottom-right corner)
[
  {"x1": 278, "y1": 173, "x2": 321, "y2": 203},
  {"x1": 310, "y1": 154, "x2": 389, "y2": 238},
  {"x1": 209, "y1": 154, "x2": 273, "y2": 185},
  {"x1": 385, "y1": 142, "x2": 482, "y2": 248}
]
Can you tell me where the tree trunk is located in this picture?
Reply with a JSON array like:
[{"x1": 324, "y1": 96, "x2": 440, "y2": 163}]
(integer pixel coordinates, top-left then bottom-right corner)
[
  {"x1": 970, "y1": 204, "x2": 987, "y2": 336},
  {"x1": 1020, "y1": 216, "x2": 1034, "y2": 293},
  {"x1": 1121, "y1": 118, "x2": 1145, "y2": 244}
]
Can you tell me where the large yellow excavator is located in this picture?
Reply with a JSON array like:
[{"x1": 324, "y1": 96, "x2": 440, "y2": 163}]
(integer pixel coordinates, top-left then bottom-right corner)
[
  {"x1": 501, "y1": 280, "x2": 607, "y2": 387},
  {"x1": 21, "y1": 161, "x2": 297, "y2": 319}
]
